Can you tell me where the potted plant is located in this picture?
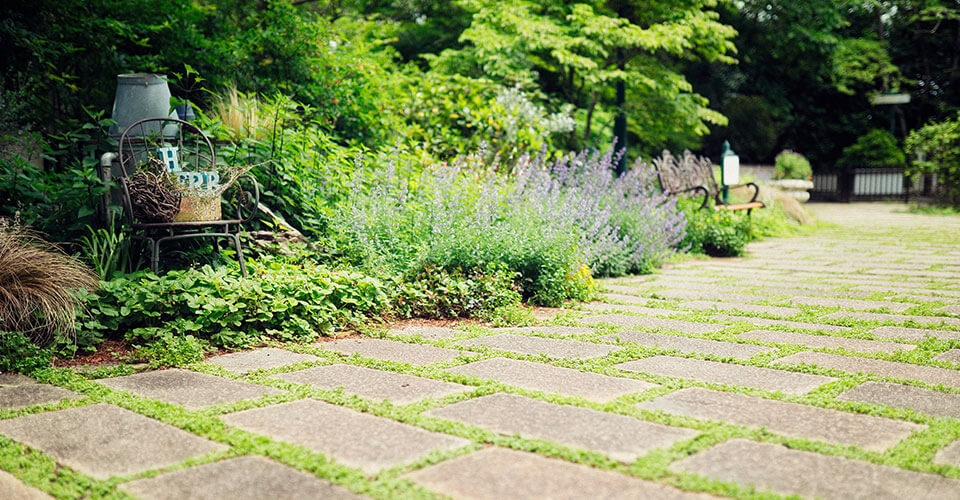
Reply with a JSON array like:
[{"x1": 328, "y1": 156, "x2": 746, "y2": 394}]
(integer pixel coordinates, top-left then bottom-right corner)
[{"x1": 770, "y1": 150, "x2": 814, "y2": 202}]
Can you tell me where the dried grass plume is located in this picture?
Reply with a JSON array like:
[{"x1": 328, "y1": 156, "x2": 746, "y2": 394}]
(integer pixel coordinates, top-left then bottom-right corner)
[{"x1": 0, "y1": 222, "x2": 99, "y2": 345}]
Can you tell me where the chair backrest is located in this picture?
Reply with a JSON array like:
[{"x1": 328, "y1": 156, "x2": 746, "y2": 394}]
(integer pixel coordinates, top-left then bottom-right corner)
[
  {"x1": 117, "y1": 118, "x2": 217, "y2": 224},
  {"x1": 653, "y1": 149, "x2": 719, "y2": 197}
]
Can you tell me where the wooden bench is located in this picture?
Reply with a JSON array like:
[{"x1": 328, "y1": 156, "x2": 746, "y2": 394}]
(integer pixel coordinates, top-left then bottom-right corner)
[{"x1": 653, "y1": 150, "x2": 764, "y2": 214}]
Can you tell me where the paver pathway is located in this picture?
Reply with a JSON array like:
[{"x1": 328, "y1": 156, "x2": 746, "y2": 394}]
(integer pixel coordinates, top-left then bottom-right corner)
[{"x1": 2, "y1": 203, "x2": 960, "y2": 499}]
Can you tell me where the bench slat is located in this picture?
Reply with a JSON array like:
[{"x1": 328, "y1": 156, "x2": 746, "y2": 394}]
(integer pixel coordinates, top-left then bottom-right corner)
[{"x1": 713, "y1": 202, "x2": 765, "y2": 211}]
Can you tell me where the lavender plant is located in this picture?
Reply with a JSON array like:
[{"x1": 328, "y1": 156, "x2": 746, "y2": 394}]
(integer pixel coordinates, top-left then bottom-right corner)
[
  {"x1": 511, "y1": 147, "x2": 687, "y2": 277},
  {"x1": 335, "y1": 144, "x2": 686, "y2": 306}
]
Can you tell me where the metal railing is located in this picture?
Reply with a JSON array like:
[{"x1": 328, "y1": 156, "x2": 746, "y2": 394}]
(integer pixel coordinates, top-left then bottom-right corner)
[{"x1": 810, "y1": 167, "x2": 936, "y2": 202}]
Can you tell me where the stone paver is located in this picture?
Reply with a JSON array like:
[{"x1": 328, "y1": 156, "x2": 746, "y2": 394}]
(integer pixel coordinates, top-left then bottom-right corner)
[
  {"x1": 220, "y1": 399, "x2": 469, "y2": 474},
  {"x1": 789, "y1": 296, "x2": 917, "y2": 312},
  {"x1": 0, "y1": 373, "x2": 37, "y2": 386},
  {"x1": 493, "y1": 326, "x2": 597, "y2": 336},
  {"x1": 939, "y1": 305, "x2": 960, "y2": 315},
  {"x1": 709, "y1": 314, "x2": 852, "y2": 332},
  {"x1": 680, "y1": 301, "x2": 801, "y2": 317},
  {"x1": 934, "y1": 440, "x2": 960, "y2": 467},
  {"x1": 650, "y1": 290, "x2": 762, "y2": 302},
  {"x1": 738, "y1": 330, "x2": 915, "y2": 354},
  {"x1": 274, "y1": 364, "x2": 472, "y2": 405},
  {"x1": 319, "y1": 338, "x2": 465, "y2": 365},
  {"x1": 207, "y1": 348, "x2": 321, "y2": 374},
  {"x1": 635, "y1": 282, "x2": 743, "y2": 293},
  {"x1": 602, "y1": 284, "x2": 647, "y2": 294},
  {"x1": 389, "y1": 326, "x2": 462, "y2": 339},
  {"x1": 736, "y1": 280, "x2": 837, "y2": 290},
  {"x1": 0, "y1": 403, "x2": 226, "y2": 479},
  {"x1": 615, "y1": 356, "x2": 837, "y2": 394},
  {"x1": 445, "y1": 357, "x2": 655, "y2": 402},
  {"x1": 459, "y1": 334, "x2": 620, "y2": 359},
  {"x1": 892, "y1": 293, "x2": 959, "y2": 303},
  {"x1": 638, "y1": 387, "x2": 922, "y2": 452},
  {"x1": 0, "y1": 470, "x2": 52, "y2": 500},
  {"x1": 425, "y1": 393, "x2": 698, "y2": 462},
  {"x1": 671, "y1": 439, "x2": 960, "y2": 500},
  {"x1": 854, "y1": 285, "x2": 960, "y2": 297},
  {"x1": 934, "y1": 349, "x2": 960, "y2": 364},
  {"x1": 775, "y1": 351, "x2": 960, "y2": 388},
  {"x1": 599, "y1": 293, "x2": 659, "y2": 305},
  {"x1": 120, "y1": 455, "x2": 364, "y2": 500},
  {"x1": 404, "y1": 447, "x2": 712, "y2": 500},
  {"x1": 823, "y1": 311, "x2": 960, "y2": 327},
  {"x1": 764, "y1": 287, "x2": 874, "y2": 298},
  {"x1": 97, "y1": 369, "x2": 281, "y2": 409},
  {"x1": 599, "y1": 331, "x2": 773, "y2": 360},
  {"x1": 579, "y1": 314, "x2": 725, "y2": 334},
  {"x1": 0, "y1": 383, "x2": 79, "y2": 410},
  {"x1": 870, "y1": 325, "x2": 960, "y2": 341},
  {"x1": 581, "y1": 303, "x2": 679, "y2": 316},
  {"x1": 838, "y1": 381, "x2": 960, "y2": 418}
]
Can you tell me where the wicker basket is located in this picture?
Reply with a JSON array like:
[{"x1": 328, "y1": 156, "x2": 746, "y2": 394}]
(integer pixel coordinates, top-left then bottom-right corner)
[{"x1": 174, "y1": 195, "x2": 222, "y2": 222}]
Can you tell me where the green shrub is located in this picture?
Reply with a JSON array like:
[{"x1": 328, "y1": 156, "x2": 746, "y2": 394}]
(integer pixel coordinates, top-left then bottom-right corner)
[
  {"x1": 133, "y1": 333, "x2": 211, "y2": 369},
  {"x1": 679, "y1": 202, "x2": 751, "y2": 257},
  {"x1": 383, "y1": 72, "x2": 573, "y2": 165},
  {"x1": 774, "y1": 150, "x2": 813, "y2": 180},
  {"x1": 75, "y1": 259, "x2": 389, "y2": 352},
  {"x1": 0, "y1": 121, "x2": 113, "y2": 241},
  {"x1": 838, "y1": 129, "x2": 906, "y2": 169},
  {"x1": 0, "y1": 331, "x2": 52, "y2": 374},
  {"x1": 905, "y1": 112, "x2": 960, "y2": 207},
  {"x1": 392, "y1": 264, "x2": 522, "y2": 319}
]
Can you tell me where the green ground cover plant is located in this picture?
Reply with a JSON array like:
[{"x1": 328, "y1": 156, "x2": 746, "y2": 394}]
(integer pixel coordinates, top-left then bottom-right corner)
[
  {"x1": 0, "y1": 330, "x2": 52, "y2": 374},
  {"x1": 132, "y1": 334, "x2": 212, "y2": 369},
  {"x1": 72, "y1": 258, "x2": 389, "y2": 354}
]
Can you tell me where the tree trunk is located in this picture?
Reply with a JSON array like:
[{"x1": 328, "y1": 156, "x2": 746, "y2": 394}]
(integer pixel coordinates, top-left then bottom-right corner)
[{"x1": 583, "y1": 93, "x2": 599, "y2": 144}]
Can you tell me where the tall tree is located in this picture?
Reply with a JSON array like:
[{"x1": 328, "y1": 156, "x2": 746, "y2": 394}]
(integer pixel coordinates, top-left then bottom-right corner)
[{"x1": 426, "y1": 0, "x2": 737, "y2": 158}]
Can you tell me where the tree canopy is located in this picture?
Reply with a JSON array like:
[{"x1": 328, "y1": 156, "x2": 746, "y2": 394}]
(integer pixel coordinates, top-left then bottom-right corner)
[{"x1": 3, "y1": 0, "x2": 960, "y2": 169}]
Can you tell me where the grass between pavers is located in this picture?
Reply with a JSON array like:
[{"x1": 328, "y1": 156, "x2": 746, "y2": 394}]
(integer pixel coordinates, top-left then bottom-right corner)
[
  {"x1": 8, "y1": 367, "x2": 455, "y2": 500},
  {"x1": 5, "y1": 314, "x2": 960, "y2": 499},
  {"x1": 5, "y1": 257, "x2": 960, "y2": 495}
]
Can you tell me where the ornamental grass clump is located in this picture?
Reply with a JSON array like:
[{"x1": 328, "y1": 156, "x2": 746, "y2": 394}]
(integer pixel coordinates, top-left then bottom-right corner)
[{"x1": 0, "y1": 223, "x2": 98, "y2": 346}]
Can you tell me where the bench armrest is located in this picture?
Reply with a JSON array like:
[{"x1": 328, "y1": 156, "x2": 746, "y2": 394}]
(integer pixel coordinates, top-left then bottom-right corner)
[
  {"x1": 665, "y1": 185, "x2": 711, "y2": 210},
  {"x1": 716, "y1": 182, "x2": 761, "y2": 204}
]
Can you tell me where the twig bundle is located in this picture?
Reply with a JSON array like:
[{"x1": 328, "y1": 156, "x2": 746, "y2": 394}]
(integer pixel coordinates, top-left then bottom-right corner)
[{"x1": 127, "y1": 158, "x2": 182, "y2": 223}]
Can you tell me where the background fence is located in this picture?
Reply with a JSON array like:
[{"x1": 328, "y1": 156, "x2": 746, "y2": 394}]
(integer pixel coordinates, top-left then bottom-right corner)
[{"x1": 810, "y1": 167, "x2": 937, "y2": 202}]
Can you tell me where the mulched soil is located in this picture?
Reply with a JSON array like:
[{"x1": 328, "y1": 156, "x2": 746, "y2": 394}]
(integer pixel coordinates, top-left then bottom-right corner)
[{"x1": 53, "y1": 340, "x2": 139, "y2": 368}]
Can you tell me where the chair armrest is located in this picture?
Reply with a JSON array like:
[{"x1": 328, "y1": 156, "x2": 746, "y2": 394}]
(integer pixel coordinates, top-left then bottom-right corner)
[{"x1": 232, "y1": 174, "x2": 260, "y2": 224}]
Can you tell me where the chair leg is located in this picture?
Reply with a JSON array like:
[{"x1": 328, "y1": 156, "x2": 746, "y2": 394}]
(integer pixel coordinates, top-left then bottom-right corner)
[
  {"x1": 232, "y1": 233, "x2": 248, "y2": 277},
  {"x1": 151, "y1": 238, "x2": 161, "y2": 274}
]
